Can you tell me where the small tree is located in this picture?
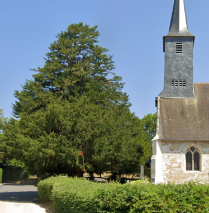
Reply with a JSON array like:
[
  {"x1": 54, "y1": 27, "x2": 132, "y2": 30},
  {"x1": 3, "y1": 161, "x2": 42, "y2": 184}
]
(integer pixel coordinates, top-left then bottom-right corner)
[
  {"x1": 142, "y1": 113, "x2": 157, "y2": 140},
  {"x1": 139, "y1": 113, "x2": 157, "y2": 165}
]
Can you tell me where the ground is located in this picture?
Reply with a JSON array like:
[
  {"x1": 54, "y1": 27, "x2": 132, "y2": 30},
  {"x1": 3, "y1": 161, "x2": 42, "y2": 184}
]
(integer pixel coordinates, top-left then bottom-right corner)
[{"x1": 0, "y1": 184, "x2": 50, "y2": 213}]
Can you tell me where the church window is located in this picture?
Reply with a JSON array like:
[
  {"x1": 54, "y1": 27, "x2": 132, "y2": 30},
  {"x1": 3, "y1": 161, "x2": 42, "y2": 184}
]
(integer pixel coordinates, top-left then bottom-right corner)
[
  {"x1": 176, "y1": 43, "x2": 182, "y2": 53},
  {"x1": 171, "y1": 79, "x2": 186, "y2": 87},
  {"x1": 186, "y1": 146, "x2": 200, "y2": 171}
]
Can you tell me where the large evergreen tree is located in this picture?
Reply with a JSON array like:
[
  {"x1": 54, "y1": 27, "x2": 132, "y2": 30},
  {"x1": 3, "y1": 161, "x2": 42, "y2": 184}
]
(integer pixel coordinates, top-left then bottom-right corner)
[{"x1": 3, "y1": 23, "x2": 148, "y2": 178}]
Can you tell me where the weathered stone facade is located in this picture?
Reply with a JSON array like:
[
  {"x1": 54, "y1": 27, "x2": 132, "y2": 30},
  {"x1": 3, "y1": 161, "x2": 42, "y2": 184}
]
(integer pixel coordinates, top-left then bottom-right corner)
[{"x1": 152, "y1": 140, "x2": 209, "y2": 183}]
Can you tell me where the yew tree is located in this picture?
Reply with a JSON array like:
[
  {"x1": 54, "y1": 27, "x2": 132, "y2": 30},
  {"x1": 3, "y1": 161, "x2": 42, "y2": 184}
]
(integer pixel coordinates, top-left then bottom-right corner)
[{"x1": 4, "y1": 23, "x2": 148, "y2": 178}]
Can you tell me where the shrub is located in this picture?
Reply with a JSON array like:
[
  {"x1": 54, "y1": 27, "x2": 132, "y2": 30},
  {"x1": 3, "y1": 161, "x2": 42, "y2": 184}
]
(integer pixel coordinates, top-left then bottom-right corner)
[
  {"x1": 97, "y1": 182, "x2": 209, "y2": 213},
  {"x1": 130, "y1": 182, "x2": 209, "y2": 213},
  {"x1": 0, "y1": 168, "x2": 3, "y2": 183},
  {"x1": 52, "y1": 177, "x2": 110, "y2": 213},
  {"x1": 96, "y1": 183, "x2": 141, "y2": 213},
  {"x1": 130, "y1": 178, "x2": 150, "y2": 185},
  {"x1": 38, "y1": 177, "x2": 209, "y2": 213},
  {"x1": 38, "y1": 176, "x2": 72, "y2": 202}
]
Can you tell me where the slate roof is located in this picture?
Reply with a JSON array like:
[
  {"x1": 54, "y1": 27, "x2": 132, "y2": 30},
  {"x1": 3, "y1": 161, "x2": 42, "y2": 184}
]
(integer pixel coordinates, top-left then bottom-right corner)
[{"x1": 156, "y1": 83, "x2": 209, "y2": 141}]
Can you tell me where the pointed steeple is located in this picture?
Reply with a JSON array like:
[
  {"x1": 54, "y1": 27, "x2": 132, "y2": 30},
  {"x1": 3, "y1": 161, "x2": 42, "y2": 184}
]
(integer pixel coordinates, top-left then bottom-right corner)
[
  {"x1": 169, "y1": 0, "x2": 191, "y2": 35},
  {"x1": 163, "y1": 0, "x2": 194, "y2": 52}
]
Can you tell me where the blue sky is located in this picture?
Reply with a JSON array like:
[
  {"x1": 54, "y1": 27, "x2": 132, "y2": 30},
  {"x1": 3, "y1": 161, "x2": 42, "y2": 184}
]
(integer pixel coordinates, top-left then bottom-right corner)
[{"x1": 1, "y1": 0, "x2": 209, "y2": 119}]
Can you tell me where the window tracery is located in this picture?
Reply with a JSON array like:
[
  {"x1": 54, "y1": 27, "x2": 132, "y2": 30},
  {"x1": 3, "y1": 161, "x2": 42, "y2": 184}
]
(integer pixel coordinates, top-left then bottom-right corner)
[{"x1": 186, "y1": 146, "x2": 200, "y2": 171}]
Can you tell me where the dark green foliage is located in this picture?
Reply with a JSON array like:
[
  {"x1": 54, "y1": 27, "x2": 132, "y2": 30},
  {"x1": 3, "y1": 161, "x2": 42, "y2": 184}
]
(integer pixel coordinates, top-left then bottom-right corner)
[
  {"x1": 97, "y1": 183, "x2": 139, "y2": 213},
  {"x1": 38, "y1": 177, "x2": 209, "y2": 213},
  {"x1": 144, "y1": 166, "x2": 150, "y2": 178},
  {"x1": 0, "y1": 168, "x2": 3, "y2": 183},
  {"x1": 140, "y1": 113, "x2": 157, "y2": 165},
  {"x1": 141, "y1": 113, "x2": 157, "y2": 140},
  {"x1": 129, "y1": 183, "x2": 209, "y2": 213},
  {"x1": 2, "y1": 166, "x2": 28, "y2": 182},
  {"x1": 0, "y1": 112, "x2": 28, "y2": 182},
  {"x1": 0, "y1": 159, "x2": 28, "y2": 181},
  {"x1": 99, "y1": 182, "x2": 209, "y2": 212},
  {"x1": 0, "y1": 109, "x2": 7, "y2": 161},
  {"x1": 3, "y1": 23, "x2": 148, "y2": 177},
  {"x1": 0, "y1": 109, "x2": 7, "y2": 130}
]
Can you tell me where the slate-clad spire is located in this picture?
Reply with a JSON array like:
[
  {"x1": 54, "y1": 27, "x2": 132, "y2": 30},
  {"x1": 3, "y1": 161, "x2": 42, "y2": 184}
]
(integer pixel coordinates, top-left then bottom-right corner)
[
  {"x1": 169, "y1": 0, "x2": 191, "y2": 35},
  {"x1": 159, "y1": 0, "x2": 195, "y2": 99},
  {"x1": 163, "y1": 0, "x2": 194, "y2": 51}
]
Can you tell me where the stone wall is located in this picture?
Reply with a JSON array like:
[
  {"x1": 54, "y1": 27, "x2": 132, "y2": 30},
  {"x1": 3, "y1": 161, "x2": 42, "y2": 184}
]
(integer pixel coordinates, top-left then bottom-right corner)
[{"x1": 151, "y1": 140, "x2": 209, "y2": 184}]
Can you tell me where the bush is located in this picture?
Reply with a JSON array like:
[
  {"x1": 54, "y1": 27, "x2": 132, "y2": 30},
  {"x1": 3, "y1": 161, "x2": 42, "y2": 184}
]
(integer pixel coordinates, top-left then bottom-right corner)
[
  {"x1": 38, "y1": 177, "x2": 209, "y2": 213},
  {"x1": 0, "y1": 168, "x2": 3, "y2": 183},
  {"x1": 130, "y1": 178, "x2": 150, "y2": 185},
  {"x1": 52, "y1": 177, "x2": 111, "y2": 213},
  {"x1": 96, "y1": 183, "x2": 140, "y2": 213},
  {"x1": 38, "y1": 176, "x2": 72, "y2": 202},
  {"x1": 130, "y1": 183, "x2": 209, "y2": 213}
]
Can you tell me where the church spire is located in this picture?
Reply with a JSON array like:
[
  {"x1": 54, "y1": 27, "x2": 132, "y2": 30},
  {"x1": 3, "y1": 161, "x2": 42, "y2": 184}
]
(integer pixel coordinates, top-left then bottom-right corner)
[
  {"x1": 159, "y1": 0, "x2": 195, "y2": 98},
  {"x1": 169, "y1": 0, "x2": 190, "y2": 35},
  {"x1": 163, "y1": 0, "x2": 194, "y2": 52}
]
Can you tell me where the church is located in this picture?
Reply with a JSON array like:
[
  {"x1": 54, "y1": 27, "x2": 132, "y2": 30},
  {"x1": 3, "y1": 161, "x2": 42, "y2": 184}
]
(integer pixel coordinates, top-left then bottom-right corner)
[{"x1": 151, "y1": 0, "x2": 209, "y2": 184}]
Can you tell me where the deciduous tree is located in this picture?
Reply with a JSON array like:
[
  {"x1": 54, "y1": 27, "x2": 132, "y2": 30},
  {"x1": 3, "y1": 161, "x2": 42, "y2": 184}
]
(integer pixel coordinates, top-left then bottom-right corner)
[{"x1": 140, "y1": 113, "x2": 157, "y2": 164}]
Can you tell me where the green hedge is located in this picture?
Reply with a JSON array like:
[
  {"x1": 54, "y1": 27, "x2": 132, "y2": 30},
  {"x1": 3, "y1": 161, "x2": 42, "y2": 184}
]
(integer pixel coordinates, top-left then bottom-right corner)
[
  {"x1": 38, "y1": 176, "x2": 73, "y2": 202},
  {"x1": 97, "y1": 183, "x2": 140, "y2": 213},
  {"x1": 38, "y1": 176, "x2": 114, "y2": 212},
  {"x1": 38, "y1": 177, "x2": 209, "y2": 213},
  {"x1": 98, "y1": 182, "x2": 209, "y2": 212},
  {"x1": 0, "y1": 168, "x2": 3, "y2": 183},
  {"x1": 52, "y1": 178, "x2": 108, "y2": 213}
]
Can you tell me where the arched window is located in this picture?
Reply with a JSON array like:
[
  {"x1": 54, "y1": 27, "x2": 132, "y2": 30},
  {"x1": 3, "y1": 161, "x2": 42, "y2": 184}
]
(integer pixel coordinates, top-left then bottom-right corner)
[{"x1": 186, "y1": 146, "x2": 200, "y2": 171}]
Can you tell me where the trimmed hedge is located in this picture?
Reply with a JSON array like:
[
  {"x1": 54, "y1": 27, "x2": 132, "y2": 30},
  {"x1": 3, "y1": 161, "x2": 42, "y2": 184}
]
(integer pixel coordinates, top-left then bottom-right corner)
[
  {"x1": 38, "y1": 176, "x2": 73, "y2": 202},
  {"x1": 52, "y1": 178, "x2": 108, "y2": 213},
  {"x1": 97, "y1": 183, "x2": 140, "y2": 213},
  {"x1": 97, "y1": 182, "x2": 209, "y2": 213},
  {"x1": 38, "y1": 176, "x2": 114, "y2": 212},
  {"x1": 0, "y1": 168, "x2": 3, "y2": 183},
  {"x1": 38, "y1": 177, "x2": 209, "y2": 213}
]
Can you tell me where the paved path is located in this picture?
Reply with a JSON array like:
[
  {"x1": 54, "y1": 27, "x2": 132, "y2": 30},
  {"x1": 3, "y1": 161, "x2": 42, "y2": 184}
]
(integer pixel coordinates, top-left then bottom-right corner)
[{"x1": 0, "y1": 184, "x2": 49, "y2": 213}]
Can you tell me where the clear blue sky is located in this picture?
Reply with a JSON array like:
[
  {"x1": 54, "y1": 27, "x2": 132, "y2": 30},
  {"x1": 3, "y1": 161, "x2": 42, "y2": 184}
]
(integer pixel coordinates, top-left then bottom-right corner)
[{"x1": 1, "y1": 0, "x2": 209, "y2": 119}]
